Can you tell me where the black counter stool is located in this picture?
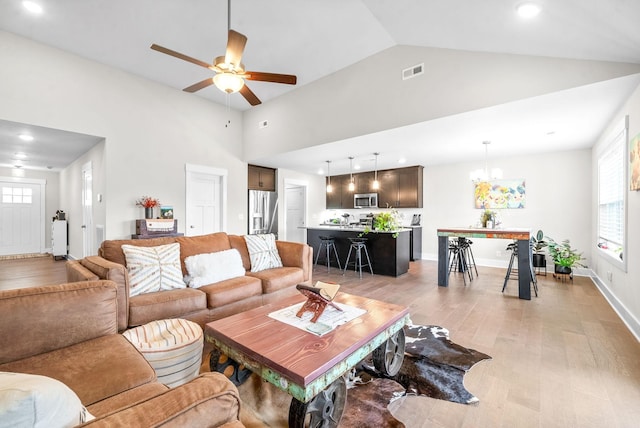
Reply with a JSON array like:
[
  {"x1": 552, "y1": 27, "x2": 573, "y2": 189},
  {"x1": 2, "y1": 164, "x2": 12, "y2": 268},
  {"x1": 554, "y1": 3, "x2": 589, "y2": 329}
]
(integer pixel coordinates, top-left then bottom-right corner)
[
  {"x1": 502, "y1": 239, "x2": 538, "y2": 297},
  {"x1": 314, "y1": 236, "x2": 342, "y2": 272},
  {"x1": 343, "y1": 237, "x2": 373, "y2": 278},
  {"x1": 459, "y1": 237, "x2": 478, "y2": 279},
  {"x1": 448, "y1": 237, "x2": 472, "y2": 285}
]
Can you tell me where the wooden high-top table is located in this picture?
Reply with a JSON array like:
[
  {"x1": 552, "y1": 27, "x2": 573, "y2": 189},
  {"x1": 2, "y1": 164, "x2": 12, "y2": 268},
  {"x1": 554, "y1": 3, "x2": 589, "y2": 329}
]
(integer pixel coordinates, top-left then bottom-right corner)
[
  {"x1": 437, "y1": 227, "x2": 532, "y2": 300},
  {"x1": 205, "y1": 292, "x2": 409, "y2": 427}
]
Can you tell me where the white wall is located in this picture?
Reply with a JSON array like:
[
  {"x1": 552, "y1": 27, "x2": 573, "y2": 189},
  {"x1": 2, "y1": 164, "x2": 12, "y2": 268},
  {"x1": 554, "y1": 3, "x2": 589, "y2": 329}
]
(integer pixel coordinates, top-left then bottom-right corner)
[
  {"x1": 591, "y1": 82, "x2": 640, "y2": 339},
  {"x1": 0, "y1": 31, "x2": 246, "y2": 253},
  {"x1": 59, "y1": 141, "x2": 106, "y2": 259},
  {"x1": 243, "y1": 45, "x2": 640, "y2": 161},
  {"x1": 423, "y1": 150, "x2": 592, "y2": 267}
]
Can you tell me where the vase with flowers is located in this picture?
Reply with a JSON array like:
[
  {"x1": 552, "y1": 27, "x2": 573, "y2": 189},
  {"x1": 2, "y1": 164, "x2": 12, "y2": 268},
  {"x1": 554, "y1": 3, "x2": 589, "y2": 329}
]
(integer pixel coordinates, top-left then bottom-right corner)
[{"x1": 136, "y1": 196, "x2": 160, "y2": 219}]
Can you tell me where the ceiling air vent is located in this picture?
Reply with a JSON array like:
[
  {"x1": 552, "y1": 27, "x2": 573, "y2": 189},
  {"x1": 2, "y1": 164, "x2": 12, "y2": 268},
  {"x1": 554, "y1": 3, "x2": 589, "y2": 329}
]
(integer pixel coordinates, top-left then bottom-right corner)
[{"x1": 402, "y1": 63, "x2": 424, "y2": 80}]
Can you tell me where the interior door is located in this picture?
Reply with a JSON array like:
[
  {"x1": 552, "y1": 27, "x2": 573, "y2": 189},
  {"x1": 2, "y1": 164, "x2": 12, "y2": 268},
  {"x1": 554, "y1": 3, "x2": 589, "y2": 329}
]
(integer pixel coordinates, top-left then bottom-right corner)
[
  {"x1": 185, "y1": 165, "x2": 227, "y2": 236},
  {"x1": 81, "y1": 162, "x2": 94, "y2": 257},
  {"x1": 0, "y1": 179, "x2": 44, "y2": 256},
  {"x1": 285, "y1": 184, "x2": 306, "y2": 243}
]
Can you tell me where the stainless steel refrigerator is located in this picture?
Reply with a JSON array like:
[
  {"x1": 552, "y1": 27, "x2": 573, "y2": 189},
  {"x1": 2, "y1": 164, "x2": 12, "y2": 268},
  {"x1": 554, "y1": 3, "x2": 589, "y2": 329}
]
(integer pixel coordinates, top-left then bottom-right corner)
[{"x1": 248, "y1": 190, "x2": 278, "y2": 237}]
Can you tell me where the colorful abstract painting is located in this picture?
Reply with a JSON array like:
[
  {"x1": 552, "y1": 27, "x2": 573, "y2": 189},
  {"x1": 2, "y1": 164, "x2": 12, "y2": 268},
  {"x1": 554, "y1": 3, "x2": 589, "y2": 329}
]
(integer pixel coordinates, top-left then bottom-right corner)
[
  {"x1": 631, "y1": 133, "x2": 640, "y2": 191},
  {"x1": 474, "y1": 179, "x2": 526, "y2": 209}
]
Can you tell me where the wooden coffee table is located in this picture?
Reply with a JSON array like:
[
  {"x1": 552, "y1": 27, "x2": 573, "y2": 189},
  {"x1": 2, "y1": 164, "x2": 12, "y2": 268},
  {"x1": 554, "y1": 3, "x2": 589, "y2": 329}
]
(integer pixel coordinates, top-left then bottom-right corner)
[{"x1": 205, "y1": 292, "x2": 409, "y2": 427}]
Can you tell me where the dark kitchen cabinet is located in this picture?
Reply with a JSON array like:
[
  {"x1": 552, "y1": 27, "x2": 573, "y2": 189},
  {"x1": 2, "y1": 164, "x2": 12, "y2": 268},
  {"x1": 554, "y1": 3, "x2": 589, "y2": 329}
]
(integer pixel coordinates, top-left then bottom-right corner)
[
  {"x1": 326, "y1": 175, "x2": 343, "y2": 209},
  {"x1": 326, "y1": 174, "x2": 355, "y2": 209},
  {"x1": 325, "y1": 166, "x2": 423, "y2": 209},
  {"x1": 376, "y1": 166, "x2": 423, "y2": 208},
  {"x1": 248, "y1": 165, "x2": 276, "y2": 191}
]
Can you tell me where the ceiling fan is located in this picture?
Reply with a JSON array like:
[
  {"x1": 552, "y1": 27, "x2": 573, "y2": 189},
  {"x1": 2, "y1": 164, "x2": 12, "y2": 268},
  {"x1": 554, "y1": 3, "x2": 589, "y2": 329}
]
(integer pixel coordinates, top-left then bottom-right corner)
[{"x1": 150, "y1": 0, "x2": 297, "y2": 106}]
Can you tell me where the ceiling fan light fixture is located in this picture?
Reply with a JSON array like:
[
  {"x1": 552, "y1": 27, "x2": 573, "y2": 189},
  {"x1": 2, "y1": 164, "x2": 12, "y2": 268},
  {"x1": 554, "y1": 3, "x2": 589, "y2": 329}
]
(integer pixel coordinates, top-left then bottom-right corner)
[{"x1": 213, "y1": 72, "x2": 245, "y2": 93}]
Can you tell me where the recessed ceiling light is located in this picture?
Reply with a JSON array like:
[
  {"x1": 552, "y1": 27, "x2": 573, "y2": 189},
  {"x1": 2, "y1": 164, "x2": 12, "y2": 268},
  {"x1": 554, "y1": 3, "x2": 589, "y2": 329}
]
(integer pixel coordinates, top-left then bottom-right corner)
[
  {"x1": 317, "y1": 168, "x2": 324, "y2": 175},
  {"x1": 14, "y1": 152, "x2": 28, "y2": 159},
  {"x1": 18, "y1": 134, "x2": 34, "y2": 141},
  {"x1": 517, "y1": 2, "x2": 541, "y2": 18},
  {"x1": 398, "y1": 158, "x2": 406, "y2": 164},
  {"x1": 22, "y1": 1, "x2": 43, "y2": 14},
  {"x1": 354, "y1": 164, "x2": 361, "y2": 170}
]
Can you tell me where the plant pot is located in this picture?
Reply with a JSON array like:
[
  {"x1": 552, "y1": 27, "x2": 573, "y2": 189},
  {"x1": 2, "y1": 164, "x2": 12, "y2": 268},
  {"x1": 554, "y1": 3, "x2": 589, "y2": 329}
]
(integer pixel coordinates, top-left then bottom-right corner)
[
  {"x1": 532, "y1": 253, "x2": 546, "y2": 268},
  {"x1": 144, "y1": 207, "x2": 154, "y2": 219},
  {"x1": 554, "y1": 264, "x2": 572, "y2": 275}
]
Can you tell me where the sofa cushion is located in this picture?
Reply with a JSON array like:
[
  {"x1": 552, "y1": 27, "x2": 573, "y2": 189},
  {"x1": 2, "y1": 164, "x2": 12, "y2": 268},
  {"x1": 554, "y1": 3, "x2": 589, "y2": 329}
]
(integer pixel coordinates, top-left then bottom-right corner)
[
  {"x1": 86, "y1": 382, "x2": 168, "y2": 418},
  {"x1": 81, "y1": 373, "x2": 242, "y2": 428},
  {"x1": 0, "y1": 281, "x2": 118, "y2": 365},
  {"x1": 198, "y1": 276, "x2": 263, "y2": 308},
  {"x1": 0, "y1": 335, "x2": 156, "y2": 407},
  {"x1": 99, "y1": 237, "x2": 178, "y2": 266},
  {"x1": 244, "y1": 234, "x2": 283, "y2": 272},
  {"x1": 176, "y1": 232, "x2": 232, "y2": 275},
  {"x1": 184, "y1": 249, "x2": 245, "y2": 288},
  {"x1": 247, "y1": 266, "x2": 304, "y2": 294},
  {"x1": 122, "y1": 243, "x2": 186, "y2": 297},
  {"x1": 0, "y1": 372, "x2": 93, "y2": 427},
  {"x1": 128, "y1": 288, "x2": 207, "y2": 327}
]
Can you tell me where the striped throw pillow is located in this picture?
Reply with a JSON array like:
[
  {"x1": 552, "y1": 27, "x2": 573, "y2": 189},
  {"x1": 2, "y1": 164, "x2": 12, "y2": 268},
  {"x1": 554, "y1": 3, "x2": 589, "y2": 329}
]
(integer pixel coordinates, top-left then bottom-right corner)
[
  {"x1": 122, "y1": 243, "x2": 186, "y2": 297},
  {"x1": 244, "y1": 234, "x2": 283, "y2": 272}
]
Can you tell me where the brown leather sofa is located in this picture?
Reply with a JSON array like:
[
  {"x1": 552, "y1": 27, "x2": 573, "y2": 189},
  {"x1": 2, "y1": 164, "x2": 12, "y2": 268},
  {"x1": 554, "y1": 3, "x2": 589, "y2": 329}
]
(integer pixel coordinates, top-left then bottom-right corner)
[
  {"x1": 66, "y1": 232, "x2": 313, "y2": 331},
  {"x1": 0, "y1": 280, "x2": 244, "y2": 427}
]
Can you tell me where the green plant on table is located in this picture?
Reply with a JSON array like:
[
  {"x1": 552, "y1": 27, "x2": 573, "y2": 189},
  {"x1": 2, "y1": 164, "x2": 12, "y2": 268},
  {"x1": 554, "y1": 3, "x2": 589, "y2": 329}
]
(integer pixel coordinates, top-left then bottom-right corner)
[{"x1": 360, "y1": 208, "x2": 403, "y2": 238}]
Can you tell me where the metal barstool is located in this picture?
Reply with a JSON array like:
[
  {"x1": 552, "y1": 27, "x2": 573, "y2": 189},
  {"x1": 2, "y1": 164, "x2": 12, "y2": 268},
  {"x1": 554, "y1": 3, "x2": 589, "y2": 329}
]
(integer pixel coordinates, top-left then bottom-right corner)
[
  {"x1": 343, "y1": 237, "x2": 373, "y2": 278},
  {"x1": 314, "y1": 236, "x2": 342, "y2": 272}
]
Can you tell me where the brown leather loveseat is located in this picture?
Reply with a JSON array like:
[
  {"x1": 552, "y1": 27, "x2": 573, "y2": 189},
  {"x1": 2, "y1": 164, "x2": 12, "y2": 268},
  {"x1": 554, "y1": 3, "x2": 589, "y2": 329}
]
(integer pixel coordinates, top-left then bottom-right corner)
[
  {"x1": 66, "y1": 232, "x2": 313, "y2": 331},
  {"x1": 0, "y1": 280, "x2": 244, "y2": 427}
]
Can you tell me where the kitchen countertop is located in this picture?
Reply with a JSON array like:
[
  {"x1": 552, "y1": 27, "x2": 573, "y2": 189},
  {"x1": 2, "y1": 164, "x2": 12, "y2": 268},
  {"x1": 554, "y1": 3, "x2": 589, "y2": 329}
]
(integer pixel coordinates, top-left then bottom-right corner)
[{"x1": 303, "y1": 225, "x2": 411, "y2": 233}]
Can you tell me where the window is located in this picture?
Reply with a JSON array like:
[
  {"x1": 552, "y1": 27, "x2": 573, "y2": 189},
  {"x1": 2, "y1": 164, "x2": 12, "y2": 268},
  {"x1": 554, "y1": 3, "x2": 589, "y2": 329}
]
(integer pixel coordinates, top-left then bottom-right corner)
[
  {"x1": 597, "y1": 116, "x2": 628, "y2": 268},
  {"x1": 2, "y1": 186, "x2": 33, "y2": 204}
]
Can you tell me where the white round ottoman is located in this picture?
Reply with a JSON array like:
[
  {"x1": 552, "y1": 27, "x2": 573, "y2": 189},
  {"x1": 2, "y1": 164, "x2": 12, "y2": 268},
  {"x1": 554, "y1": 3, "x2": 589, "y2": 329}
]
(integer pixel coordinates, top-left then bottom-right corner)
[{"x1": 123, "y1": 318, "x2": 203, "y2": 388}]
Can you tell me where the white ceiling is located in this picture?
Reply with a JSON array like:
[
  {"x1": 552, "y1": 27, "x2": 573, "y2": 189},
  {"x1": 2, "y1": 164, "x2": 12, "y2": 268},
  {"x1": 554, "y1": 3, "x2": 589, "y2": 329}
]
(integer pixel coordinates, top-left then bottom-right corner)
[{"x1": 1, "y1": 0, "x2": 640, "y2": 173}]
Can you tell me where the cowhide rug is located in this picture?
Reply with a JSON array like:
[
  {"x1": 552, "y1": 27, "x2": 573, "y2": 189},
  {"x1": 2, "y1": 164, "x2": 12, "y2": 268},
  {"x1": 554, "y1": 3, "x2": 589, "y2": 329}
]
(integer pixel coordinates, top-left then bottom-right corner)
[{"x1": 207, "y1": 324, "x2": 491, "y2": 427}]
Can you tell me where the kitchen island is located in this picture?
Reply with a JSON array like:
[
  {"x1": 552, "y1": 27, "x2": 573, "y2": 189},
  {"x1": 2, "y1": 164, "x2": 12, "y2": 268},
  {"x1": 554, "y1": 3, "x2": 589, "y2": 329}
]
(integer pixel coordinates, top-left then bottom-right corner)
[{"x1": 305, "y1": 226, "x2": 410, "y2": 277}]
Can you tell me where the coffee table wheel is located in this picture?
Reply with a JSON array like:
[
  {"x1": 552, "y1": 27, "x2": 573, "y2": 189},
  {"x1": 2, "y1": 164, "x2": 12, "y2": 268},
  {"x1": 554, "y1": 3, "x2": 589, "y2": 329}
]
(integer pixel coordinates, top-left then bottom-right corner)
[
  {"x1": 209, "y1": 349, "x2": 252, "y2": 386},
  {"x1": 373, "y1": 328, "x2": 406, "y2": 377},
  {"x1": 288, "y1": 376, "x2": 347, "y2": 428}
]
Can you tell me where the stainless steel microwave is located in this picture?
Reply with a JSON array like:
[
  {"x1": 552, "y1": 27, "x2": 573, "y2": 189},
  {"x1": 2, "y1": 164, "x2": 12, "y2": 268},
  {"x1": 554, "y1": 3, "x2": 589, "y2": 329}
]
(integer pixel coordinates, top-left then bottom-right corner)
[{"x1": 354, "y1": 193, "x2": 378, "y2": 209}]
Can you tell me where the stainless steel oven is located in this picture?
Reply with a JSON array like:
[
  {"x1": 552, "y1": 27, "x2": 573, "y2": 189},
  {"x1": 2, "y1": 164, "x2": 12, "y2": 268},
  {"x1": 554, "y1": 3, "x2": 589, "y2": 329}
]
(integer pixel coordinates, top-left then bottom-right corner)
[{"x1": 354, "y1": 193, "x2": 378, "y2": 209}]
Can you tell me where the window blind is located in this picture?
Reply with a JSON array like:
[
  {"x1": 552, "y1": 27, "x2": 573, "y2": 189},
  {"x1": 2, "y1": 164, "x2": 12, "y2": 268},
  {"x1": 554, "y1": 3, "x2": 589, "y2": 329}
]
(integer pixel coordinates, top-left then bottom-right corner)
[{"x1": 598, "y1": 117, "x2": 627, "y2": 257}]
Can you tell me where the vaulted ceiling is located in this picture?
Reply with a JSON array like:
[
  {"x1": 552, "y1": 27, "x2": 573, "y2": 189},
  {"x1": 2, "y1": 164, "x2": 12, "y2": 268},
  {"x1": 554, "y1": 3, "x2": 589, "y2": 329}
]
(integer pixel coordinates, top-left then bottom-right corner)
[{"x1": 1, "y1": 0, "x2": 640, "y2": 173}]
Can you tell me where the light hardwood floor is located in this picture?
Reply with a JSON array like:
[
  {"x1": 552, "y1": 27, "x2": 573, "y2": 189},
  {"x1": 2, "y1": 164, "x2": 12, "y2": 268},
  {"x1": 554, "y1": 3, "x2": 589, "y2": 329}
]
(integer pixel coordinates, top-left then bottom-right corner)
[{"x1": 2, "y1": 256, "x2": 639, "y2": 428}]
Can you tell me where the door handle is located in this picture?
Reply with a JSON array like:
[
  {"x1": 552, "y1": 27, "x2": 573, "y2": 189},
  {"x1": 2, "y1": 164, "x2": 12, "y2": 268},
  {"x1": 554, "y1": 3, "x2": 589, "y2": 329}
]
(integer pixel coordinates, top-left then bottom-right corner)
[
  {"x1": 81, "y1": 225, "x2": 86, "y2": 229},
  {"x1": 190, "y1": 225, "x2": 195, "y2": 229}
]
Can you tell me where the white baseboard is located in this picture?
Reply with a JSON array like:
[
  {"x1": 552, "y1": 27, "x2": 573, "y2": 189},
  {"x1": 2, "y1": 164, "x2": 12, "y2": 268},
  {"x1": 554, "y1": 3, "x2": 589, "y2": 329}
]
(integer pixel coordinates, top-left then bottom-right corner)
[{"x1": 590, "y1": 271, "x2": 640, "y2": 342}]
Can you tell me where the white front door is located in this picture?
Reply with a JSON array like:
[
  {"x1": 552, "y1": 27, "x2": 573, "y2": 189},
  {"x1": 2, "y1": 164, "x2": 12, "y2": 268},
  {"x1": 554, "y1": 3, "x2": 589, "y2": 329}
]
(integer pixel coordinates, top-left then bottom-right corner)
[
  {"x1": 185, "y1": 164, "x2": 227, "y2": 237},
  {"x1": 0, "y1": 178, "x2": 45, "y2": 256},
  {"x1": 285, "y1": 183, "x2": 306, "y2": 243}
]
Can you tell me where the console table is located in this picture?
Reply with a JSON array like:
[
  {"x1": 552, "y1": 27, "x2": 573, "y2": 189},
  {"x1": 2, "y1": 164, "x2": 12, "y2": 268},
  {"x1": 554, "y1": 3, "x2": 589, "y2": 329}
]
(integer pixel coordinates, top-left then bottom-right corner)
[{"x1": 437, "y1": 227, "x2": 532, "y2": 300}]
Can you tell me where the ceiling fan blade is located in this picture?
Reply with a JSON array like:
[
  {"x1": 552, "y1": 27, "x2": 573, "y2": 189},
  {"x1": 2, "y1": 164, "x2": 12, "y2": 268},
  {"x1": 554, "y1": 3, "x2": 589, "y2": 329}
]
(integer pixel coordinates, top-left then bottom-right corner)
[
  {"x1": 245, "y1": 71, "x2": 297, "y2": 85},
  {"x1": 239, "y1": 84, "x2": 261, "y2": 106},
  {"x1": 183, "y1": 78, "x2": 215, "y2": 93},
  {"x1": 225, "y1": 30, "x2": 247, "y2": 67},
  {"x1": 151, "y1": 44, "x2": 213, "y2": 69}
]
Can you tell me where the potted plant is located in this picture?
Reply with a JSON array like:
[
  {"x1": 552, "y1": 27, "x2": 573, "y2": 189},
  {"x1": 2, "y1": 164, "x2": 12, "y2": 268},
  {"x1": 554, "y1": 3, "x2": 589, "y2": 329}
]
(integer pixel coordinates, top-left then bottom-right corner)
[
  {"x1": 136, "y1": 195, "x2": 161, "y2": 219},
  {"x1": 547, "y1": 238, "x2": 586, "y2": 279},
  {"x1": 360, "y1": 208, "x2": 403, "y2": 238},
  {"x1": 531, "y1": 229, "x2": 547, "y2": 271}
]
